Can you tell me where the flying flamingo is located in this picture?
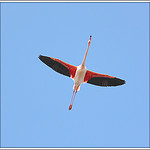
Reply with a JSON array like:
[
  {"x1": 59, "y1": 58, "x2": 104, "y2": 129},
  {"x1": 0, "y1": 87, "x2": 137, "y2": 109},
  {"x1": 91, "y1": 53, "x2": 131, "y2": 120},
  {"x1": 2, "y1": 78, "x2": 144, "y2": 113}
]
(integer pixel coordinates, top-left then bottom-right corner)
[{"x1": 39, "y1": 36, "x2": 125, "y2": 110}]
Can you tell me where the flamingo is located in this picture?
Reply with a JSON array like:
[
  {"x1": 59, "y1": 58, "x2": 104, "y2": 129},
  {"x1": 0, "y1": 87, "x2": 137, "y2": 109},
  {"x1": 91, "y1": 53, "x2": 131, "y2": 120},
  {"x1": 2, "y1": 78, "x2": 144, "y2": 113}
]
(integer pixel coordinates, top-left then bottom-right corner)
[{"x1": 39, "y1": 36, "x2": 125, "y2": 110}]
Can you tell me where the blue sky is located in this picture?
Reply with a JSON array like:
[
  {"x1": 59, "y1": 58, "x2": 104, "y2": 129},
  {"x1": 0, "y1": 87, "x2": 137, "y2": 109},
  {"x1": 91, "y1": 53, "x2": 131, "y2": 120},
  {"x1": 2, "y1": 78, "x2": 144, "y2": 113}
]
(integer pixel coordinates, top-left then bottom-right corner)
[{"x1": 1, "y1": 2, "x2": 149, "y2": 148}]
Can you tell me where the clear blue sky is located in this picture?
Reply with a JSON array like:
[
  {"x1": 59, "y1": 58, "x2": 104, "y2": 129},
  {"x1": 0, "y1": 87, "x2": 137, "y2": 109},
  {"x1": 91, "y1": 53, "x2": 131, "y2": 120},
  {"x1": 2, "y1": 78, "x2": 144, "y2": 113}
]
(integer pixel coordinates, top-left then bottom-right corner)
[{"x1": 1, "y1": 2, "x2": 149, "y2": 148}]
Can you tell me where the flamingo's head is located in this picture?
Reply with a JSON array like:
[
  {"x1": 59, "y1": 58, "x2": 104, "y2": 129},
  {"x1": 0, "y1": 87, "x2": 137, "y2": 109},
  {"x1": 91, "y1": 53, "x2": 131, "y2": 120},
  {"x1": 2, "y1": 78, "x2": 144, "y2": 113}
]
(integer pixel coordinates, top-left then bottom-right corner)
[
  {"x1": 90, "y1": 35, "x2": 92, "y2": 40},
  {"x1": 88, "y1": 35, "x2": 92, "y2": 45}
]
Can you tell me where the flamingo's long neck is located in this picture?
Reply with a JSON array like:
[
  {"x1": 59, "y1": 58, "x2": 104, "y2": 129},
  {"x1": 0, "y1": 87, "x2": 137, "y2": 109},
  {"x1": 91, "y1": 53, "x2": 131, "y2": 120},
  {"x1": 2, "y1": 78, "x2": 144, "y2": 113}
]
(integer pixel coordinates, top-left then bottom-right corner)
[{"x1": 81, "y1": 36, "x2": 92, "y2": 67}]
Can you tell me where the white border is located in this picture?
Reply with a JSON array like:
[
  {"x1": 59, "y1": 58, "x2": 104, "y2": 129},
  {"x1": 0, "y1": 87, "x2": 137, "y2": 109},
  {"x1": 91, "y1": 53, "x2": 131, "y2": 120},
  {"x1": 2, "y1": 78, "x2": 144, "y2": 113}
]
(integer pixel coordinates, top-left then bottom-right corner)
[
  {"x1": 0, "y1": 0, "x2": 150, "y2": 3},
  {"x1": 0, "y1": 148, "x2": 150, "y2": 149},
  {"x1": 0, "y1": 148, "x2": 150, "y2": 150}
]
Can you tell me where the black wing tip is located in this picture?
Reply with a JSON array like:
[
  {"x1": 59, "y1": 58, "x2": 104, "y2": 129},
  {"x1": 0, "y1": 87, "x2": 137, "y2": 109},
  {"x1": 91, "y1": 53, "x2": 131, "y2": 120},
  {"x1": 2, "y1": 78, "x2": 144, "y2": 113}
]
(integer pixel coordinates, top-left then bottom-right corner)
[
  {"x1": 115, "y1": 77, "x2": 126, "y2": 86},
  {"x1": 123, "y1": 80, "x2": 126, "y2": 84},
  {"x1": 38, "y1": 55, "x2": 42, "y2": 59},
  {"x1": 38, "y1": 54, "x2": 70, "y2": 77},
  {"x1": 87, "y1": 76, "x2": 126, "y2": 87},
  {"x1": 39, "y1": 55, "x2": 50, "y2": 61}
]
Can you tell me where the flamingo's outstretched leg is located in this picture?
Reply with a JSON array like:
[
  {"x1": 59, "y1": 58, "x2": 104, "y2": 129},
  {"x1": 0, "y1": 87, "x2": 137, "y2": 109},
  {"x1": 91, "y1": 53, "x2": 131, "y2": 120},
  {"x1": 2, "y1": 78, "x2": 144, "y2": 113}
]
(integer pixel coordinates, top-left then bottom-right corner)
[{"x1": 69, "y1": 90, "x2": 77, "y2": 110}]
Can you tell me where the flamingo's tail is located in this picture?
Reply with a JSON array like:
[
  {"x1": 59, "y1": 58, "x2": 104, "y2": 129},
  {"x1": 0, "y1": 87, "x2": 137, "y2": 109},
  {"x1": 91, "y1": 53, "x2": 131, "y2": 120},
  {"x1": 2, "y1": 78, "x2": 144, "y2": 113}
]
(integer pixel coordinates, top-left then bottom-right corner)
[{"x1": 73, "y1": 85, "x2": 80, "y2": 91}]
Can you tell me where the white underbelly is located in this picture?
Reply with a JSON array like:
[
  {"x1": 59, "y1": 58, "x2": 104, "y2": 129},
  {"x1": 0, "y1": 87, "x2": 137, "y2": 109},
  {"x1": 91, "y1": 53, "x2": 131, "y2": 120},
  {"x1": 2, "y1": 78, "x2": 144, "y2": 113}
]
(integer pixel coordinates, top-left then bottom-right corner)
[{"x1": 74, "y1": 65, "x2": 87, "y2": 85}]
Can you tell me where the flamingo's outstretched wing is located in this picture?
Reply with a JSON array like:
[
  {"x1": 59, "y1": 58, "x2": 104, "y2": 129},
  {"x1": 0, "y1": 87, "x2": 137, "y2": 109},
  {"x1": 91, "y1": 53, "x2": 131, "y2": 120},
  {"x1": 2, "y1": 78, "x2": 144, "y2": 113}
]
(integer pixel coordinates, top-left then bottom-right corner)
[
  {"x1": 84, "y1": 70, "x2": 125, "y2": 87},
  {"x1": 39, "y1": 55, "x2": 77, "y2": 79}
]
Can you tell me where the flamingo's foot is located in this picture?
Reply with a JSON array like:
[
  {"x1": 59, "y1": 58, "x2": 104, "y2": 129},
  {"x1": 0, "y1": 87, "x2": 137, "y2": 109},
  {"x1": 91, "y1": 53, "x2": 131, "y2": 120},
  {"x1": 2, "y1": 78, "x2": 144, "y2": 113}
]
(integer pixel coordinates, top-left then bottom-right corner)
[{"x1": 69, "y1": 105, "x2": 72, "y2": 110}]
